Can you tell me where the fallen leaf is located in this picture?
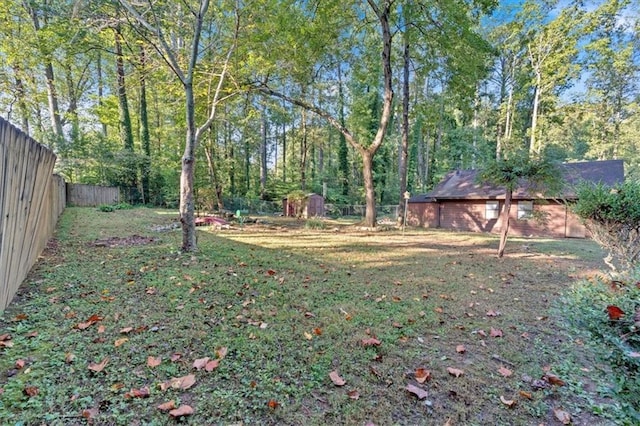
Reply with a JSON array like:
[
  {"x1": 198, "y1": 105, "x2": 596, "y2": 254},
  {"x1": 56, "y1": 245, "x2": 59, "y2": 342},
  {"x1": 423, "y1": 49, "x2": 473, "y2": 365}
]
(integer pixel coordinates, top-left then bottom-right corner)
[
  {"x1": 348, "y1": 390, "x2": 360, "y2": 400},
  {"x1": 170, "y1": 353, "x2": 182, "y2": 362},
  {"x1": 544, "y1": 374, "x2": 565, "y2": 386},
  {"x1": 0, "y1": 334, "x2": 10, "y2": 341},
  {"x1": 88, "y1": 357, "x2": 109, "y2": 373},
  {"x1": 14, "y1": 313, "x2": 28, "y2": 321},
  {"x1": 15, "y1": 359, "x2": 26, "y2": 369},
  {"x1": 405, "y1": 384, "x2": 428, "y2": 399},
  {"x1": 447, "y1": 367, "x2": 464, "y2": 377},
  {"x1": 329, "y1": 371, "x2": 346, "y2": 386},
  {"x1": 147, "y1": 356, "x2": 161, "y2": 367},
  {"x1": 97, "y1": 325, "x2": 106, "y2": 334},
  {"x1": 500, "y1": 395, "x2": 516, "y2": 407},
  {"x1": 169, "y1": 405, "x2": 194, "y2": 417},
  {"x1": 267, "y1": 399, "x2": 279, "y2": 409},
  {"x1": 486, "y1": 310, "x2": 499, "y2": 317},
  {"x1": 265, "y1": 269, "x2": 277, "y2": 276},
  {"x1": 415, "y1": 368, "x2": 431, "y2": 384},
  {"x1": 477, "y1": 329, "x2": 487, "y2": 337},
  {"x1": 606, "y1": 305, "x2": 624, "y2": 320},
  {"x1": 23, "y1": 386, "x2": 39, "y2": 397},
  {"x1": 313, "y1": 327, "x2": 323, "y2": 335},
  {"x1": 82, "y1": 407, "x2": 99, "y2": 420},
  {"x1": 65, "y1": 353, "x2": 76, "y2": 364},
  {"x1": 498, "y1": 366, "x2": 513, "y2": 377},
  {"x1": 519, "y1": 390, "x2": 533, "y2": 400},
  {"x1": 304, "y1": 332, "x2": 313, "y2": 340},
  {"x1": 553, "y1": 407, "x2": 571, "y2": 425},
  {"x1": 205, "y1": 359, "x2": 219, "y2": 371},
  {"x1": 26, "y1": 331, "x2": 38, "y2": 338},
  {"x1": 160, "y1": 374, "x2": 196, "y2": 391},
  {"x1": 456, "y1": 344, "x2": 466, "y2": 354},
  {"x1": 216, "y1": 347, "x2": 228, "y2": 359},
  {"x1": 114, "y1": 338, "x2": 128, "y2": 347},
  {"x1": 157, "y1": 400, "x2": 176, "y2": 411},
  {"x1": 361, "y1": 337, "x2": 381, "y2": 347},
  {"x1": 193, "y1": 357, "x2": 210, "y2": 370},
  {"x1": 124, "y1": 387, "x2": 150, "y2": 398},
  {"x1": 120, "y1": 327, "x2": 134, "y2": 334},
  {"x1": 490, "y1": 327, "x2": 503, "y2": 338}
]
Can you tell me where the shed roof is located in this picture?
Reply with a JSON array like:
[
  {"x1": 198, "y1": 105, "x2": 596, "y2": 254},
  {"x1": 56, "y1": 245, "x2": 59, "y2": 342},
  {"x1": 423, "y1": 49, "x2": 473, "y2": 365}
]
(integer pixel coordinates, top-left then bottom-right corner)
[{"x1": 409, "y1": 159, "x2": 624, "y2": 202}]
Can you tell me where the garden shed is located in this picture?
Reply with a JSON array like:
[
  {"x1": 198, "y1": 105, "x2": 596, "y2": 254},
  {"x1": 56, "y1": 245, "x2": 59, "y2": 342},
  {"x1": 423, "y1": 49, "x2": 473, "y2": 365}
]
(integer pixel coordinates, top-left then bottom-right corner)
[
  {"x1": 407, "y1": 159, "x2": 624, "y2": 238},
  {"x1": 283, "y1": 193, "x2": 325, "y2": 218}
]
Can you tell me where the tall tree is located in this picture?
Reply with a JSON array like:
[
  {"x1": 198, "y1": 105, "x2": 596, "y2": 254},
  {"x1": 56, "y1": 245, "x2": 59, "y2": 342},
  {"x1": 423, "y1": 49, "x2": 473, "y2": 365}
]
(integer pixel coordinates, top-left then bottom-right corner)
[
  {"x1": 478, "y1": 149, "x2": 560, "y2": 257},
  {"x1": 119, "y1": 0, "x2": 239, "y2": 251}
]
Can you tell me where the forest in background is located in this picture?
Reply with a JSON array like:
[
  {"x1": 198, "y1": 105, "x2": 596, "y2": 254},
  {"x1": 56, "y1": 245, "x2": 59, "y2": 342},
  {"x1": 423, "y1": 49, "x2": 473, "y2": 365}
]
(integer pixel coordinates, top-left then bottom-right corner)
[{"x1": 1, "y1": 0, "x2": 638, "y2": 215}]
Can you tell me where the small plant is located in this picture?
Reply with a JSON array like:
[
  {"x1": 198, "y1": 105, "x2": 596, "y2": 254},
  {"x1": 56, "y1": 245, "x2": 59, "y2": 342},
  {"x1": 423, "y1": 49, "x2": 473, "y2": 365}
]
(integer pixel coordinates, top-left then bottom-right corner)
[
  {"x1": 305, "y1": 217, "x2": 326, "y2": 229},
  {"x1": 97, "y1": 204, "x2": 115, "y2": 212}
]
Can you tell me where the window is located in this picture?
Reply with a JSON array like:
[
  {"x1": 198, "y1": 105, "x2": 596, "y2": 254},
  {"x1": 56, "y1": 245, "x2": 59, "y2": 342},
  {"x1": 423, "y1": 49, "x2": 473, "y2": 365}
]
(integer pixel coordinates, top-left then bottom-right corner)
[
  {"x1": 486, "y1": 201, "x2": 500, "y2": 220},
  {"x1": 517, "y1": 201, "x2": 533, "y2": 219}
]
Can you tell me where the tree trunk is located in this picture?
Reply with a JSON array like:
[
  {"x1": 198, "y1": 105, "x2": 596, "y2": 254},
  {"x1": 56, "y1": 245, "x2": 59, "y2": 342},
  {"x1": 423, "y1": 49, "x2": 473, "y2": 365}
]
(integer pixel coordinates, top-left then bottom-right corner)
[
  {"x1": 337, "y1": 64, "x2": 349, "y2": 196},
  {"x1": 300, "y1": 107, "x2": 308, "y2": 191},
  {"x1": 260, "y1": 106, "x2": 268, "y2": 199},
  {"x1": 398, "y1": 29, "x2": 410, "y2": 225},
  {"x1": 115, "y1": 27, "x2": 134, "y2": 151},
  {"x1": 362, "y1": 150, "x2": 376, "y2": 227},
  {"x1": 529, "y1": 71, "x2": 541, "y2": 156},
  {"x1": 497, "y1": 190, "x2": 512, "y2": 258},
  {"x1": 181, "y1": 81, "x2": 197, "y2": 251},
  {"x1": 139, "y1": 46, "x2": 151, "y2": 204}
]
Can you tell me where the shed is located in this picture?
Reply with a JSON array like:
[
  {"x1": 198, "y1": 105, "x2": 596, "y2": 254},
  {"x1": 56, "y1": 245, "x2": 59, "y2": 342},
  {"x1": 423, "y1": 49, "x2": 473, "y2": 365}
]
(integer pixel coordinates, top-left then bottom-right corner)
[
  {"x1": 407, "y1": 159, "x2": 624, "y2": 238},
  {"x1": 283, "y1": 193, "x2": 325, "y2": 218}
]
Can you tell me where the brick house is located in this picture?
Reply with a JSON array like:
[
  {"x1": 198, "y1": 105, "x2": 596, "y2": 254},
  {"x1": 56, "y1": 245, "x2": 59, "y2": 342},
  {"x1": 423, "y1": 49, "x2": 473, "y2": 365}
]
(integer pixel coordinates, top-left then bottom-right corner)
[{"x1": 407, "y1": 159, "x2": 624, "y2": 238}]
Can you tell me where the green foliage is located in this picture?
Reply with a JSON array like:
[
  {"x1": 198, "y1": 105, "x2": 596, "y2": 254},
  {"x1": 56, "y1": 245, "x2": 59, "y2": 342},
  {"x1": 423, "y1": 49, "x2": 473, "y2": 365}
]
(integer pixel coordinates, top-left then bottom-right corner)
[
  {"x1": 97, "y1": 203, "x2": 132, "y2": 212},
  {"x1": 573, "y1": 181, "x2": 640, "y2": 225},
  {"x1": 572, "y1": 181, "x2": 640, "y2": 272},
  {"x1": 563, "y1": 276, "x2": 640, "y2": 423},
  {"x1": 304, "y1": 217, "x2": 326, "y2": 229},
  {"x1": 478, "y1": 149, "x2": 562, "y2": 194}
]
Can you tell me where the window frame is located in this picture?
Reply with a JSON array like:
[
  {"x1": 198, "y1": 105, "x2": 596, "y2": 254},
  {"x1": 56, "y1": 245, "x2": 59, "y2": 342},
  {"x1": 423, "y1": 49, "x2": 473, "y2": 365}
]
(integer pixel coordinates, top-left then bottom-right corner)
[
  {"x1": 517, "y1": 200, "x2": 534, "y2": 220},
  {"x1": 485, "y1": 200, "x2": 500, "y2": 220}
]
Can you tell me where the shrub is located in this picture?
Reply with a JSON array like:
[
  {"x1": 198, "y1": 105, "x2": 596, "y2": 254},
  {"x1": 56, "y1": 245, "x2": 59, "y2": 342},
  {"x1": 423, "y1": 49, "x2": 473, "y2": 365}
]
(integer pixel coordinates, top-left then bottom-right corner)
[
  {"x1": 564, "y1": 275, "x2": 640, "y2": 422},
  {"x1": 572, "y1": 181, "x2": 640, "y2": 272},
  {"x1": 97, "y1": 204, "x2": 115, "y2": 212},
  {"x1": 305, "y1": 217, "x2": 326, "y2": 230}
]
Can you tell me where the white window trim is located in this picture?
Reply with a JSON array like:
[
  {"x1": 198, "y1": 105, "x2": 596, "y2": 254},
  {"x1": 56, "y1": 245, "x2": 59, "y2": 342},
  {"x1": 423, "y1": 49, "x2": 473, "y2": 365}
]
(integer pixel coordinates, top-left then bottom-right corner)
[
  {"x1": 486, "y1": 201, "x2": 500, "y2": 220},
  {"x1": 517, "y1": 200, "x2": 534, "y2": 219}
]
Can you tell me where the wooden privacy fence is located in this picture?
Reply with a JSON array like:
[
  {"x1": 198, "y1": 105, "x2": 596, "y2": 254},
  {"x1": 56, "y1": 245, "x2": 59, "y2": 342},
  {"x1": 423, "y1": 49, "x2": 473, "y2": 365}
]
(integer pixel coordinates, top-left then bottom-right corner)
[
  {"x1": 0, "y1": 117, "x2": 66, "y2": 311},
  {"x1": 67, "y1": 183, "x2": 119, "y2": 207}
]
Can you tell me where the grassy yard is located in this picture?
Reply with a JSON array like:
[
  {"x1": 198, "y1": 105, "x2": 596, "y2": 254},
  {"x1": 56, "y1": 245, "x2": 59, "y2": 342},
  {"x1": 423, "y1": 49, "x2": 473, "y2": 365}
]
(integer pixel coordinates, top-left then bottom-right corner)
[{"x1": 0, "y1": 207, "x2": 621, "y2": 425}]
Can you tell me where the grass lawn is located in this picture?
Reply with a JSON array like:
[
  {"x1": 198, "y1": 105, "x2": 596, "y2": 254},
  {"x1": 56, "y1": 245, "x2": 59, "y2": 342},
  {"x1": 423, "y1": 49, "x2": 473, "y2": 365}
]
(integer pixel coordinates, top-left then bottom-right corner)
[{"x1": 0, "y1": 207, "x2": 621, "y2": 425}]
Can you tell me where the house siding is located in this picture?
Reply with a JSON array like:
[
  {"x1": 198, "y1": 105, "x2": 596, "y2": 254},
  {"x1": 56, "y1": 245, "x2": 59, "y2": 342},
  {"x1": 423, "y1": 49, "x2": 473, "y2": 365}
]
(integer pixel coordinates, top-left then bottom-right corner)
[
  {"x1": 408, "y1": 200, "x2": 586, "y2": 238},
  {"x1": 406, "y1": 202, "x2": 439, "y2": 228}
]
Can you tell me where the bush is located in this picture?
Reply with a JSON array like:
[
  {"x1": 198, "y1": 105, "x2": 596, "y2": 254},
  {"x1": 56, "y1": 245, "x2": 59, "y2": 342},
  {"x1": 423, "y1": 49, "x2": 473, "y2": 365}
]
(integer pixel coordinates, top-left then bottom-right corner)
[
  {"x1": 564, "y1": 276, "x2": 640, "y2": 422},
  {"x1": 305, "y1": 217, "x2": 326, "y2": 230},
  {"x1": 572, "y1": 181, "x2": 640, "y2": 272},
  {"x1": 97, "y1": 203, "x2": 132, "y2": 212}
]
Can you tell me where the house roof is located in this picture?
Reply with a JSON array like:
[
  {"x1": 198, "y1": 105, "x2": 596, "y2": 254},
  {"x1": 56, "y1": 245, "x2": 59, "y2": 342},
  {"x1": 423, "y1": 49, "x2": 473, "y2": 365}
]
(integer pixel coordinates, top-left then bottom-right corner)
[{"x1": 409, "y1": 159, "x2": 624, "y2": 202}]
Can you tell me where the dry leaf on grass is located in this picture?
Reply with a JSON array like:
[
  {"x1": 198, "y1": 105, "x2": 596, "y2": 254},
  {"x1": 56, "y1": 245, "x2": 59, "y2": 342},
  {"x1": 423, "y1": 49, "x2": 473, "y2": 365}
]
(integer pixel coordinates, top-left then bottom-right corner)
[
  {"x1": 553, "y1": 407, "x2": 571, "y2": 425},
  {"x1": 415, "y1": 368, "x2": 431, "y2": 384},
  {"x1": 500, "y1": 395, "x2": 516, "y2": 407},
  {"x1": 169, "y1": 405, "x2": 194, "y2": 417},
  {"x1": 348, "y1": 390, "x2": 360, "y2": 400},
  {"x1": 361, "y1": 337, "x2": 381, "y2": 347},
  {"x1": 456, "y1": 344, "x2": 466, "y2": 354},
  {"x1": 88, "y1": 357, "x2": 109, "y2": 373},
  {"x1": 490, "y1": 327, "x2": 503, "y2": 338},
  {"x1": 447, "y1": 367, "x2": 464, "y2": 377},
  {"x1": 159, "y1": 374, "x2": 196, "y2": 391},
  {"x1": 147, "y1": 356, "x2": 161, "y2": 368},
  {"x1": 498, "y1": 366, "x2": 513, "y2": 377},
  {"x1": 157, "y1": 400, "x2": 176, "y2": 411},
  {"x1": 405, "y1": 384, "x2": 428, "y2": 399},
  {"x1": 329, "y1": 371, "x2": 346, "y2": 386}
]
